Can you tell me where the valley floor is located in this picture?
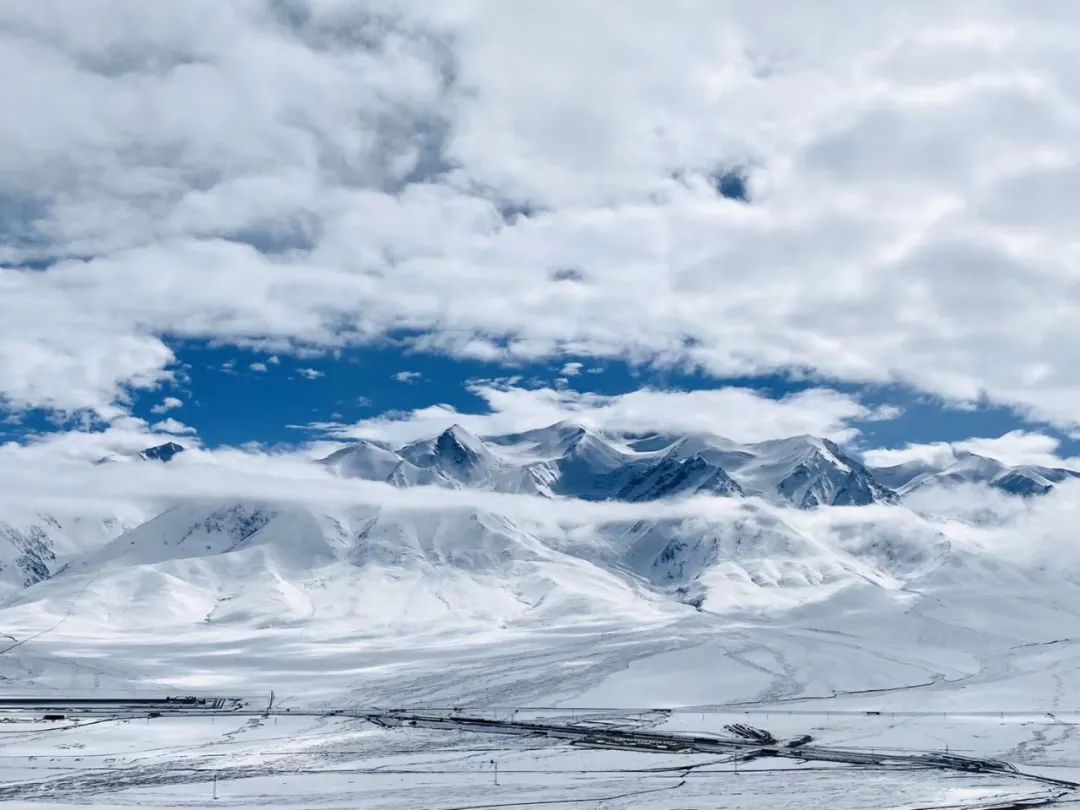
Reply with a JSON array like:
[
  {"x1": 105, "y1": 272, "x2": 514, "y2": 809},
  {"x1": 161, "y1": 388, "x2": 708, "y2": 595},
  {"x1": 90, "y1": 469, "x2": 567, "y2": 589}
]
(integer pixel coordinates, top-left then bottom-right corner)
[
  {"x1": 1, "y1": 605, "x2": 1080, "y2": 807},
  {"x1": 0, "y1": 709, "x2": 1074, "y2": 808}
]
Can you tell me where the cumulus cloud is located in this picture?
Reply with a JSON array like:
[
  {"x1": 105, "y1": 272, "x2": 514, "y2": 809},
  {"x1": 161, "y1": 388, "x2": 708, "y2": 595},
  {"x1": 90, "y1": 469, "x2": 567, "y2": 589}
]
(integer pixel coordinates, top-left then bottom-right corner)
[
  {"x1": 150, "y1": 417, "x2": 196, "y2": 435},
  {"x1": 863, "y1": 429, "x2": 1080, "y2": 469},
  {"x1": 249, "y1": 362, "x2": 268, "y2": 373},
  {"x1": 559, "y1": 362, "x2": 583, "y2": 377},
  {"x1": 955, "y1": 431, "x2": 1078, "y2": 468},
  {"x1": 901, "y1": 480, "x2": 1032, "y2": 526},
  {"x1": 0, "y1": 415, "x2": 200, "y2": 464},
  {"x1": 310, "y1": 381, "x2": 893, "y2": 445},
  {"x1": 5, "y1": 2, "x2": 1080, "y2": 432},
  {"x1": 393, "y1": 371, "x2": 423, "y2": 383},
  {"x1": 296, "y1": 367, "x2": 324, "y2": 380},
  {"x1": 150, "y1": 396, "x2": 183, "y2": 415}
]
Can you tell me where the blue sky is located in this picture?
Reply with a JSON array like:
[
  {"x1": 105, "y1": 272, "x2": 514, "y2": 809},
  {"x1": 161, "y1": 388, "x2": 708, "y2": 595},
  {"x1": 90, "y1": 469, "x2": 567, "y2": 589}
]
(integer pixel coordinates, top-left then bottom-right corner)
[
  {"x1": 151, "y1": 342, "x2": 1080, "y2": 454},
  {"x1": 4, "y1": 337, "x2": 1074, "y2": 459}
]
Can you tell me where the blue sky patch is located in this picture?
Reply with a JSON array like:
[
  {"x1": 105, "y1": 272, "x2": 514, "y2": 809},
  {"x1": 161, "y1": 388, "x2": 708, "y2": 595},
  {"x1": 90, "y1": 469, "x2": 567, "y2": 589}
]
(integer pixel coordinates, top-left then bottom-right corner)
[{"x1": 3, "y1": 337, "x2": 1076, "y2": 457}]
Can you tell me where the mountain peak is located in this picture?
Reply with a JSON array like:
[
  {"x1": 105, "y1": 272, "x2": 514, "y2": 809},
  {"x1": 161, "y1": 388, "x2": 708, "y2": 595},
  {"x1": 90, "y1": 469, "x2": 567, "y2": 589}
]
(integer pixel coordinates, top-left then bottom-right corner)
[
  {"x1": 320, "y1": 440, "x2": 402, "y2": 480},
  {"x1": 396, "y1": 424, "x2": 499, "y2": 486},
  {"x1": 732, "y1": 435, "x2": 894, "y2": 508},
  {"x1": 139, "y1": 442, "x2": 185, "y2": 463},
  {"x1": 867, "y1": 445, "x2": 1078, "y2": 497},
  {"x1": 435, "y1": 424, "x2": 493, "y2": 461}
]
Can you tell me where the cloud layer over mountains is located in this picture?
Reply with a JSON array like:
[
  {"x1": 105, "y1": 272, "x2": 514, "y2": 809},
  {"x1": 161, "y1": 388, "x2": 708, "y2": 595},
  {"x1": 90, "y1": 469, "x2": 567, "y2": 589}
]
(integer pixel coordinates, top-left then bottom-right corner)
[{"x1": 4, "y1": 1, "x2": 1080, "y2": 431}]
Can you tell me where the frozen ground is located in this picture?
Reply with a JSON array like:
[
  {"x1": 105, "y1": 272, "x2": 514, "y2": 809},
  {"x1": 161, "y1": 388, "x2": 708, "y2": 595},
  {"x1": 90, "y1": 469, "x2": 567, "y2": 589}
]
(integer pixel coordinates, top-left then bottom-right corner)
[
  {"x1": 1, "y1": 604, "x2": 1080, "y2": 807},
  {"x1": 0, "y1": 711, "x2": 1073, "y2": 809}
]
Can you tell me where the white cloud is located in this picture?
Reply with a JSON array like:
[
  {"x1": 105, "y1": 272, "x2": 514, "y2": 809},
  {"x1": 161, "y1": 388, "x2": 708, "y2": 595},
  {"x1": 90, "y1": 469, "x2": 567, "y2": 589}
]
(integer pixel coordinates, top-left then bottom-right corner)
[
  {"x1": 0, "y1": 437, "x2": 748, "y2": 526},
  {"x1": 953, "y1": 431, "x2": 1075, "y2": 468},
  {"x1": 864, "y1": 430, "x2": 1079, "y2": 469},
  {"x1": 296, "y1": 367, "x2": 323, "y2": 380},
  {"x1": 312, "y1": 382, "x2": 891, "y2": 445},
  {"x1": 393, "y1": 371, "x2": 423, "y2": 383},
  {"x1": 0, "y1": 415, "x2": 200, "y2": 464},
  {"x1": 150, "y1": 396, "x2": 183, "y2": 415},
  {"x1": 249, "y1": 362, "x2": 268, "y2": 373},
  {"x1": 559, "y1": 362, "x2": 583, "y2": 377},
  {"x1": 861, "y1": 441, "x2": 956, "y2": 469},
  {"x1": 150, "y1": 417, "x2": 196, "y2": 436},
  {"x1": 4, "y1": 4, "x2": 1080, "y2": 431}
]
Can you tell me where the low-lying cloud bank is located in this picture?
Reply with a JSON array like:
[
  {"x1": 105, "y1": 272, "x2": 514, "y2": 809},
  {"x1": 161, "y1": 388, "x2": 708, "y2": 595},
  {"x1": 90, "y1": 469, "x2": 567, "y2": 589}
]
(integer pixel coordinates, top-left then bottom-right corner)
[
  {"x1": 2, "y1": 434, "x2": 1078, "y2": 574},
  {"x1": 863, "y1": 430, "x2": 1080, "y2": 469}
]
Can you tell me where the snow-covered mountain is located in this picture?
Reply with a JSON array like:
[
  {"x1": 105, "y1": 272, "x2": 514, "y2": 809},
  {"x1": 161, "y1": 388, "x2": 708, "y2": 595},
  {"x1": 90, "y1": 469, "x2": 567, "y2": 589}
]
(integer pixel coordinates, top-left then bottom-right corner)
[
  {"x1": 40, "y1": 500, "x2": 686, "y2": 631},
  {"x1": 19, "y1": 495, "x2": 952, "y2": 633},
  {"x1": 319, "y1": 423, "x2": 897, "y2": 508},
  {"x1": 681, "y1": 434, "x2": 894, "y2": 508},
  {"x1": 870, "y1": 448, "x2": 1080, "y2": 496},
  {"x1": 319, "y1": 422, "x2": 1079, "y2": 507},
  {"x1": 138, "y1": 441, "x2": 186, "y2": 463},
  {"x1": 0, "y1": 430, "x2": 1076, "y2": 715},
  {"x1": 0, "y1": 509, "x2": 137, "y2": 593},
  {"x1": 96, "y1": 441, "x2": 187, "y2": 465},
  {"x1": 0, "y1": 425, "x2": 1075, "y2": 700},
  {"x1": 4, "y1": 427, "x2": 1063, "y2": 611}
]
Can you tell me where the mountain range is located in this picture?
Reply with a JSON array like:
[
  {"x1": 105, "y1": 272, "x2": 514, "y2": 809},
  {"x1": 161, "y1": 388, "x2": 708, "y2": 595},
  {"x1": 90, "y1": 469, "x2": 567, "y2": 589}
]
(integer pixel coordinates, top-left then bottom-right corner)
[
  {"x1": 319, "y1": 421, "x2": 1080, "y2": 506},
  {"x1": 0, "y1": 425, "x2": 1075, "y2": 625},
  {"x1": 871, "y1": 447, "x2": 1080, "y2": 496},
  {"x1": 320, "y1": 422, "x2": 891, "y2": 508},
  {"x1": 0, "y1": 424, "x2": 1078, "y2": 711}
]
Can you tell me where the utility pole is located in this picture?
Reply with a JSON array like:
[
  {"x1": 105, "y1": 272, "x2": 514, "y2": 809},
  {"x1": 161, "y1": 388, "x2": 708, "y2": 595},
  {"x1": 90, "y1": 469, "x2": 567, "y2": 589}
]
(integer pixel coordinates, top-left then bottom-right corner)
[
  {"x1": 490, "y1": 759, "x2": 499, "y2": 786},
  {"x1": 212, "y1": 771, "x2": 218, "y2": 800}
]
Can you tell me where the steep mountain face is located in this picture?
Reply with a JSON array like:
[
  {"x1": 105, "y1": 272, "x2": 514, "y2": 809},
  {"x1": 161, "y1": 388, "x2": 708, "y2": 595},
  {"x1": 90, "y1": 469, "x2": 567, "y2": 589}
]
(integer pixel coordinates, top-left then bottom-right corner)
[
  {"x1": 78, "y1": 503, "x2": 293, "y2": 570},
  {"x1": 543, "y1": 425, "x2": 632, "y2": 497},
  {"x1": 96, "y1": 441, "x2": 187, "y2": 465},
  {"x1": 0, "y1": 519, "x2": 58, "y2": 590},
  {"x1": 399, "y1": 425, "x2": 501, "y2": 486},
  {"x1": 714, "y1": 436, "x2": 896, "y2": 508},
  {"x1": 139, "y1": 441, "x2": 185, "y2": 462},
  {"x1": 870, "y1": 449, "x2": 1080, "y2": 497},
  {"x1": 611, "y1": 454, "x2": 744, "y2": 502},
  {"x1": 994, "y1": 466, "x2": 1080, "y2": 495},
  {"x1": 481, "y1": 421, "x2": 635, "y2": 497},
  {"x1": 0, "y1": 511, "x2": 134, "y2": 594},
  {"x1": 319, "y1": 423, "x2": 896, "y2": 508}
]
